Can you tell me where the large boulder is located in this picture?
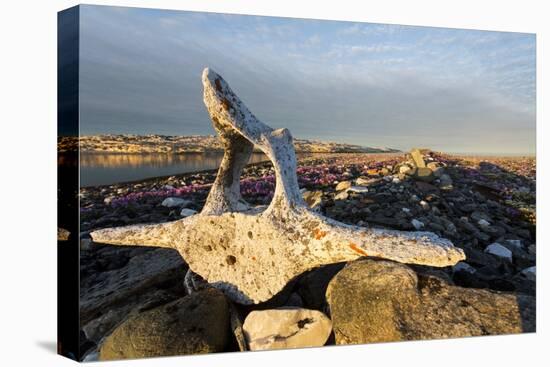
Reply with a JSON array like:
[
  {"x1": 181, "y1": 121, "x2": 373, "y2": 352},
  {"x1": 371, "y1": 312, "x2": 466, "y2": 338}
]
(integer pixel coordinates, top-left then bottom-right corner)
[
  {"x1": 326, "y1": 259, "x2": 535, "y2": 345},
  {"x1": 99, "y1": 288, "x2": 230, "y2": 360},
  {"x1": 243, "y1": 307, "x2": 332, "y2": 351}
]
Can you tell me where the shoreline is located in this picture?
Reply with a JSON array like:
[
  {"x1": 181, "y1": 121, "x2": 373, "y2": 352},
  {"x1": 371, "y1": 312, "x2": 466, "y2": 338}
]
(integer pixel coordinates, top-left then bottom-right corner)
[
  {"x1": 77, "y1": 152, "x2": 403, "y2": 188},
  {"x1": 76, "y1": 151, "x2": 533, "y2": 189}
]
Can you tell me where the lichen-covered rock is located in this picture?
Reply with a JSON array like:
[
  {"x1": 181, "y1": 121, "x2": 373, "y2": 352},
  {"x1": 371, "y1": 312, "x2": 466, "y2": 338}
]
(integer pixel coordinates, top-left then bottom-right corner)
[
  {"x1": 410, "y1": 148, "x2": 426, "y2": 168},
  {"x1": 335, "y1": 181, "x2": 351, "y2": 191},
  {"x1": 355, "y1": 177, "x2": 375, "y2": 186},
  {"x1": 334, "y1": 190, "x2": 349, "y2": 200},
  {"x1": 302, "y1": 190, "x2": 323, "y2": 210},
  {"x1": 326, "y1": 259, "x2": 535, "y2": 345},
  {"x1": 99, "y1": 288, "x2": 229, "y2": 360},
  {"x1": 426, "y1": 162, "x2": 441, "y2": 171},
  {"x1": 399, "y1": 164, "x2": 413, "y2": 174},
  {"x1": 407, "y1": 167, "x2": 435, "y2": 182},
  {"x1": 243, "y1": 308, "x2": 332, "y2": 351}
]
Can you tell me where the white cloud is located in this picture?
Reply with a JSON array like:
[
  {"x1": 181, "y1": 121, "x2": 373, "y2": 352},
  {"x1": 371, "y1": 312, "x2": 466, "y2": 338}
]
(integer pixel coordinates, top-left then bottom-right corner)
[
  {"x1": 307, "y1": 34, "x2": 321, "y2": 46},
  {"x1": 338, "y1": 23, "x2": 362, "y2": 35},
  {"x1": 349, "y1": 44, "x2": 408, "y2": 54}
]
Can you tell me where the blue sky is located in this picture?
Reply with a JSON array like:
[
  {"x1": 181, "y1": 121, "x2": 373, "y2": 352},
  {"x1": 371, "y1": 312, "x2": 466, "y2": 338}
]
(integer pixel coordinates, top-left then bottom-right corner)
[{"x1": 79, "y1": 5, "x2": 536, "y2": 154}]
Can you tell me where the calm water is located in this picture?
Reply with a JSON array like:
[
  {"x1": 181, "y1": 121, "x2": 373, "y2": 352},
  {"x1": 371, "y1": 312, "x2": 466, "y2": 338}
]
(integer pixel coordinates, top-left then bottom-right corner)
[{"x1": 78, "y1": 152, "x2": 270, "y2": 187}]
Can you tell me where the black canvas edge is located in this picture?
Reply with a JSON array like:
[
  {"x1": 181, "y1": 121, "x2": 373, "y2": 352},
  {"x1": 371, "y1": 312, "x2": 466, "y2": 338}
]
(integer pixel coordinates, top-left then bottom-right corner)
[{"x1": 57, "y1": 5, "x2": 81, "y2": 361}]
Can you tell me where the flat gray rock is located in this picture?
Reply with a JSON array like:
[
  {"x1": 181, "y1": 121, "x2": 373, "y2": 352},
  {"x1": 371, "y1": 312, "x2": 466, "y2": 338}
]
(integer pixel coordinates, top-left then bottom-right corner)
[
  {"x1": 161, "y1": 197, "x2": 191, "y2": 208},
  {"x1": 485, "y1": 243, "x2": 513, "y2": 262}
]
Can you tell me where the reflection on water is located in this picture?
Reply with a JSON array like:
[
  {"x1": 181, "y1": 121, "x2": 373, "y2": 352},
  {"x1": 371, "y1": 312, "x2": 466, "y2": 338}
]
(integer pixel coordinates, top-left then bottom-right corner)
[{"x1": 78, "y1": 152, "x2": 269, "y2": 187}]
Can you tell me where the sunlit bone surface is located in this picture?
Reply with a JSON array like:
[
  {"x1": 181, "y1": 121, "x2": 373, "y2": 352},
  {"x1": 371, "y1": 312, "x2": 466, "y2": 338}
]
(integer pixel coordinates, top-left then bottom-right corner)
[{"x1": 91, "y1": 68, "x2": 465, "y2": 305}]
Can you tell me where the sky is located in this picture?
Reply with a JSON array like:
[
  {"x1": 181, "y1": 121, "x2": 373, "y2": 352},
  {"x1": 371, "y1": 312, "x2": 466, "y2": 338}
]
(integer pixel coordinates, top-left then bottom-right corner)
[{"x1": 79, "y1": 5, "x2": 536, "y2": 154}]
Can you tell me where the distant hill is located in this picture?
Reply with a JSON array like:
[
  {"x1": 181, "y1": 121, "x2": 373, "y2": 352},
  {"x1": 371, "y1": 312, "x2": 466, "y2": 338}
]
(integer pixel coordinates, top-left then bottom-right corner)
[{"x1": 59, "y1": 134, "x2": 400, "y2": 154}]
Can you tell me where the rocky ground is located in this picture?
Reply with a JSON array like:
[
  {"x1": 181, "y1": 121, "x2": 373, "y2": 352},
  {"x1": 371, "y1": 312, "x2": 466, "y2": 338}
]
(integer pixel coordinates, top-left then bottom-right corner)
[{"x1": 77, "y1": 150, "x2": 536, "y2": 361}]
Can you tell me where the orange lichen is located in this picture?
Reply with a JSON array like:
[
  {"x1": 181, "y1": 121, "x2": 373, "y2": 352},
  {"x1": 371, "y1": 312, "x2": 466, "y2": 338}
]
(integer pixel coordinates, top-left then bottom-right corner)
[
  {"x1": 312, "y1": 228, "x2": 328, "y2": 240},
  {"x1": 349, "y1": 243, "x2": 368, "y2": 257}
]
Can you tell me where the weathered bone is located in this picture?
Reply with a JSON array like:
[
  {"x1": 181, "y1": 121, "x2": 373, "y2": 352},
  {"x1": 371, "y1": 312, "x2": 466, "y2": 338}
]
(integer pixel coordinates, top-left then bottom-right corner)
[{"x1": 91, "y1": 68, "x2": 465, "y2": 305}]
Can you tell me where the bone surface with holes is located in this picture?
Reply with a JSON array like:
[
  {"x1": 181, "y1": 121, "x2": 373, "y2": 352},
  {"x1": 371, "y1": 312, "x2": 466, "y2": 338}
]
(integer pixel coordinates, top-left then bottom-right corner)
[{"x1": 90, "y1": 68, "x2": 465, "y2": 305}]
